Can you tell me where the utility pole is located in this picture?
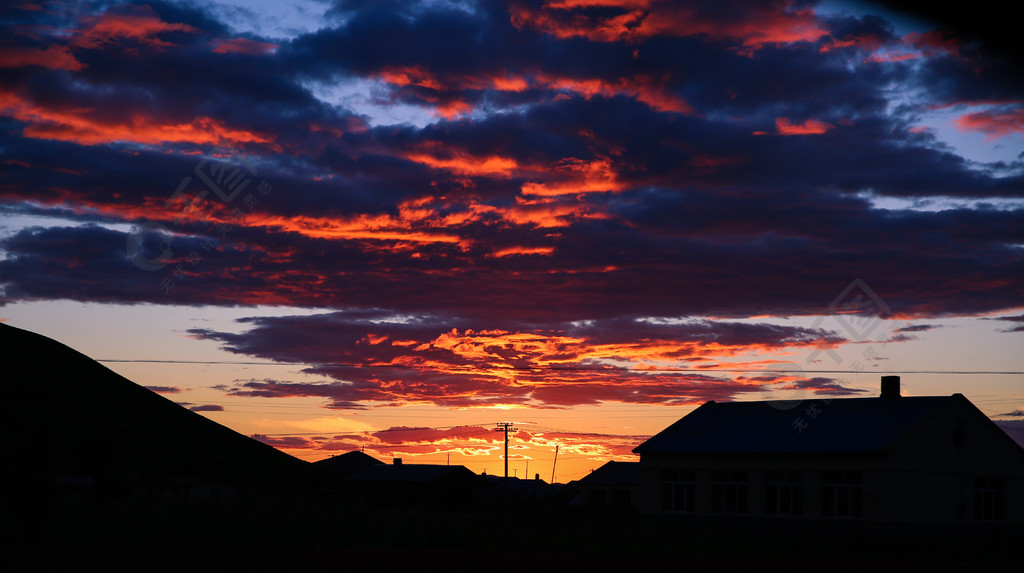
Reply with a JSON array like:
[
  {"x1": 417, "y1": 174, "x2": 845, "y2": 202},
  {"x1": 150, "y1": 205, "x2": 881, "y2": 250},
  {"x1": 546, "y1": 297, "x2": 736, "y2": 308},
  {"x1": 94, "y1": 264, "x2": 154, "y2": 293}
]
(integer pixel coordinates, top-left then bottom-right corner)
[
  {"x1": 550, "y1": 444, "x2": 560, "y2": 484},
  {"x1": 494, "y1": 422, "x2": 519, "y2": 479}
]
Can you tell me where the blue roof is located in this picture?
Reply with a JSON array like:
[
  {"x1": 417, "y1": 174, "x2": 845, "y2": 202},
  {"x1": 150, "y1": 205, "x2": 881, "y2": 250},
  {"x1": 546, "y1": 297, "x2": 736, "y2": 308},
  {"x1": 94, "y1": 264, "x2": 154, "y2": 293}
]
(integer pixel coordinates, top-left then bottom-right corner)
[{"x1": 633, "y1": 395, "x2": 965, "y2": 455}]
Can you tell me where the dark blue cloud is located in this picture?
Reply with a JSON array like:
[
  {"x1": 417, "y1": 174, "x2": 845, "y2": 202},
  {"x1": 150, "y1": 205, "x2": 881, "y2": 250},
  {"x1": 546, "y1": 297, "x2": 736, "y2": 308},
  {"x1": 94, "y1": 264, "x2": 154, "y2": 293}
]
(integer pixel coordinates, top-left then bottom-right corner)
[{"x1": 1, "y1": 0, "x2": 1022, "y2": 384}]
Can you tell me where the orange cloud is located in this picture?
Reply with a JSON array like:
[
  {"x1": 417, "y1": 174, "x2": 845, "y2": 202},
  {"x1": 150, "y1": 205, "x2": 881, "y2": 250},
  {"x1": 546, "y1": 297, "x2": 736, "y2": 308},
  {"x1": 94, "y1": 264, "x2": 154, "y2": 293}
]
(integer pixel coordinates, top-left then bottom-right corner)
[
  {"x1": 0, "y1": 73, "x2": 279, "y2": 149},
  {"x1": 404, "y1": 144, "x2": 520, "y2": 177},
  {"x1": 491, "y1": 246, "x2": 556, "y2": 257},
  {"x1": 521, "y1": 157, "x2": 625, "y2": 196},
  {"x1": 492, "y1": 74, "x2": 530, "y2": 92},
  {"x1": 400, "y1": 142, "x2": 630, "y2": 206},
  {"x1": 416, "y1": 327, "x2": 836, "y2": 381},
  {"x1": 502, "y1": 197, "x2": 611, "y2": 228},
  {"x1": 0, "y1": 88, "x2": 275, "y2": 147},
  {"x1": 255, "y1": 212, "x2": 466, "y2": 245},
  {"x1": 537, "y1": 73, "x2": 695, "y2": 114},
  {"x1": 773, "y1": 117, "x2": 834, "y2": 136}
]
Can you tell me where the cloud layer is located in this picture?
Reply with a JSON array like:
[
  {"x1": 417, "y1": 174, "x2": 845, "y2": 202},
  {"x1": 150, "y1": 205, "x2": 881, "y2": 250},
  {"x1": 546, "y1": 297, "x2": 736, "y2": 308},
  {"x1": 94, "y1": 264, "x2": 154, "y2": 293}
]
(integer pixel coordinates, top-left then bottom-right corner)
[{"x1": 1, "y1": 0, "x2": 1021, "y2": 409}]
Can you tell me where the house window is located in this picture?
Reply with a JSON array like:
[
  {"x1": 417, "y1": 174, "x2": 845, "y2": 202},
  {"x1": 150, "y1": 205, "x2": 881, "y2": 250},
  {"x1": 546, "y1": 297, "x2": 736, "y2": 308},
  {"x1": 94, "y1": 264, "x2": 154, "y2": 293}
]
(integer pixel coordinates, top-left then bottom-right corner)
[
  {"x1": 764, "y1": 470, "x2": 803, "y2": 516},
  {"x1": 974, "y1": 476, "x2": 1005, "y2": 522},
  {"x1": 660, "y1": 469, "x2": 695, "y2": 512},
  {"x1": 822, "y1": 470, "x2": 863, "y2": 518},
  {"x1": 711, "y1": 470, "x2": 748, "y2": 514}
]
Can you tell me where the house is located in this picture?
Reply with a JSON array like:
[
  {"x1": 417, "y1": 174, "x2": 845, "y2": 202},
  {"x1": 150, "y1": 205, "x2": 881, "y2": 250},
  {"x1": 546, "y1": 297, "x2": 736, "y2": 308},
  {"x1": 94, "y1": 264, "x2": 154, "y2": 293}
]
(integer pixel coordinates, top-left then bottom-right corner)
[
  {"x1": 311, "y1": 450, "x2": 384, "y2": 489},
  {"x1": 346, "y1": 458, "x2": 484, "y2": 509},
  {"x1": 575, "y1": 461, "x2": 641, "y2": 511},
  {"x1": 476, "y1": 473, "x2": 557, "y2": 507},
  {"x1": 632, "y1": 376, "x2": 1024, "y2": 524}
]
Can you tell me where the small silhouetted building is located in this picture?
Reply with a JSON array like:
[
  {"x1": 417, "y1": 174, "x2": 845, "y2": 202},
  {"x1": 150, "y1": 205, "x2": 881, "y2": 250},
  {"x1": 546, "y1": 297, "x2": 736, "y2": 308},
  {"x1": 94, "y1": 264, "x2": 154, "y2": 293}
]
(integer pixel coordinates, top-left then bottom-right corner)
[
  {"x1": 632, "y1": 376, "x2": 1024, "y2": 523},
  {"x1": 476, "y1": 474, "x2": 556, "y2": 507},
  {"x1": 311, "y1": 450, "x2": 384, "y2": 487},
  {"x1": 346, "y1": 461, "x2": 483, "y2": 509},
  {"x1": 577, "y1": 461, "x2": 640, "y2": 511}
]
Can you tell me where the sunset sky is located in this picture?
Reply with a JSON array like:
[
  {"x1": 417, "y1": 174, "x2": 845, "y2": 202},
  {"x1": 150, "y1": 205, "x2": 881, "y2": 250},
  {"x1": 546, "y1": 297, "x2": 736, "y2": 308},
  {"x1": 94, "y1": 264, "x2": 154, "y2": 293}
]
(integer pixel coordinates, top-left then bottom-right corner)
[{"x1": 1, "y1": 0, "x2": 1022, "y2": 482}]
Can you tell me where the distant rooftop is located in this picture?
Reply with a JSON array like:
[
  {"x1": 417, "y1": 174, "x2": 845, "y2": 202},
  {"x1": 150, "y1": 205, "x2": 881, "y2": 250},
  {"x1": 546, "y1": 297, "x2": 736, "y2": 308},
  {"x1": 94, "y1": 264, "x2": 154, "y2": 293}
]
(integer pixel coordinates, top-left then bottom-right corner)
[
  {"x1": 578, "y1": 460, "x2": 641, "y2": 486},
  {"x1": 347, "y1": 463, "x2": 480, "y2": 483}
]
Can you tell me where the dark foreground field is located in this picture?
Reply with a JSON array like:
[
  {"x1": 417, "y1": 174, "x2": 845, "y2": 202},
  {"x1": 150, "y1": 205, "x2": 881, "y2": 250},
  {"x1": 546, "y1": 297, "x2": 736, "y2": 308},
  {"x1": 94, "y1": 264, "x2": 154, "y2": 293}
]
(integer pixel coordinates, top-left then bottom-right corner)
[{"x1": 3, "y1": 492, "x2": 1019, "y2": 572}]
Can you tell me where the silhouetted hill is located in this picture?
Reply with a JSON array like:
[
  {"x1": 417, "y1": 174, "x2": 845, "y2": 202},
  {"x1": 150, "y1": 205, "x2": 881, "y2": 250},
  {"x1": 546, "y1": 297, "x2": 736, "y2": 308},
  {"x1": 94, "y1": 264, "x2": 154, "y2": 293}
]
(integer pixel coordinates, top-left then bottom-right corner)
[{"x1": 0, "y1": 322, "x2": 305, "y2": 492}]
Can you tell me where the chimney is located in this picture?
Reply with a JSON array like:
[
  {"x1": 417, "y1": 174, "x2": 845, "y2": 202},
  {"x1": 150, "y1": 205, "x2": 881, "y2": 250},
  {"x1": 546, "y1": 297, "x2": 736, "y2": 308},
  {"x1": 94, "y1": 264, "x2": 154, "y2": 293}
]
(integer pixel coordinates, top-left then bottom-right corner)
[
  {"x1": 881, "y1": 375, "x2": 900, "y2": 398},
  {"x1": 393, "y1": 457, "x2": 403, "y2": 465}
]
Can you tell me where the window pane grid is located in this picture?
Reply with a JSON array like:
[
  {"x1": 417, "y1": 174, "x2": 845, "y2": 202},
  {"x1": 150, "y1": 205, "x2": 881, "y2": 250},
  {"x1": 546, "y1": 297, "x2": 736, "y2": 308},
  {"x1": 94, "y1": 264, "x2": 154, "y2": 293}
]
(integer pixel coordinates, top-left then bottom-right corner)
[
  {"x1": 822, "y1": 471, "x2": 863, "y2": 518},
  {"x1": 661, "y1": 469, "x2": 696, "y2": 513},
  {"x1": 764, "y1": 471, "x2": 803, "y2": 516},
  {"x1": 712, "y1": 470, "x2": 748, "y2": 514}
]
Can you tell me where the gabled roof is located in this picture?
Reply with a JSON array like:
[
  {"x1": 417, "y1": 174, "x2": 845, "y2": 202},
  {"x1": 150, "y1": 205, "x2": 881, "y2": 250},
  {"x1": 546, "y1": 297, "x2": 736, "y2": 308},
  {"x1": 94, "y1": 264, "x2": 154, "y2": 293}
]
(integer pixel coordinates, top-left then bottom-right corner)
[
  {"x1": 633, "y1": 395, "x2": 968, "y2": 455},
  {"x1": 577, "y1": 461, "x2": 641, "y2": 486},
  {"x1": 312, "y1": 450, "x2": 384, "y2": 477},
  {"x1": 347, "y1": 463, "x2": 481, "y2": 484}
]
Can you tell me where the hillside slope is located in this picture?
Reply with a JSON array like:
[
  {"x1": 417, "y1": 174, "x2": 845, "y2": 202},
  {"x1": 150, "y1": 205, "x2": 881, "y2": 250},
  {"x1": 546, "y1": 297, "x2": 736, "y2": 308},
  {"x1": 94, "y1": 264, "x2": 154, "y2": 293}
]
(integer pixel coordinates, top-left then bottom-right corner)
[{"x1": 0, "y1": 322, "x2": 303, "y2": 487}]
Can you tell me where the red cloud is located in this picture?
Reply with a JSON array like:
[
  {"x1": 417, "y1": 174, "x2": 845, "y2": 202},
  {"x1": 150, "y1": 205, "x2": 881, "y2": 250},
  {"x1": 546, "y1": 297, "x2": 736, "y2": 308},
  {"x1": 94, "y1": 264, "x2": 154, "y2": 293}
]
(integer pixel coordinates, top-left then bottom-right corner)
[
  {"x1": 862, "y1": 30, "x2": 962, "y2": 65},
  {"x1": 0, "y1": 3, "x2": 196, "y2": 72},
  {"x1": 773, "y1": 117, "x2": 835, "y2": 136},
  {"x1": 510, "y1": 0, "x2": 827, "y2": 53},
  {"x1": 211, "y1": 38, "x2": 279, "y2": 55},
  {"x1": 194, "y1": 311, "x2": 854, "y2": 412},
  {"x1": 376, "y1": 65, "x2": 695, "y2": 117},
  {"x1": 372, "y1": 425, "x2": 498, "y2": 445},
  {"x1": 954, "y1": 106, "x2": 1024, "y2": 141},
  {"x1": 71, "y1": 6, "x2": 198, "y2": 50},
  {"x1": 819, "y1": 35, "x2": 885, "y2": 54},
  {"x1": 904, "y1": 30, "x2": 961, "y2": 58},
  {"x1": 521, "y1": 157, "x2": 625, "y2": 196},
  {"x1": 0, "y1": 44, "x2": 83, "y2": 71},
  {"x1": 536, "y1": 74, "x2": 695, "y2": 114}
]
